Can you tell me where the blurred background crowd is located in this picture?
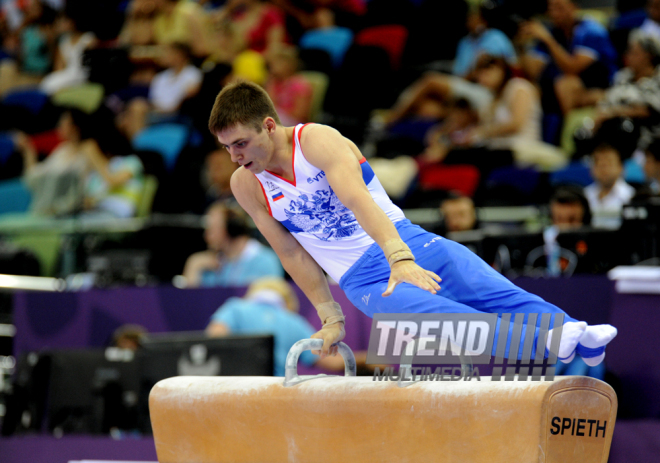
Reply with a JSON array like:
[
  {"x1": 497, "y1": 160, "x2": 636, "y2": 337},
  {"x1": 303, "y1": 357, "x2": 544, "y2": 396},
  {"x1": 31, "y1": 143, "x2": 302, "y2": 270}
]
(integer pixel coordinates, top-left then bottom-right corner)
[{"x1": 0, "y1": 0, "x2": 659, "y2": 455}]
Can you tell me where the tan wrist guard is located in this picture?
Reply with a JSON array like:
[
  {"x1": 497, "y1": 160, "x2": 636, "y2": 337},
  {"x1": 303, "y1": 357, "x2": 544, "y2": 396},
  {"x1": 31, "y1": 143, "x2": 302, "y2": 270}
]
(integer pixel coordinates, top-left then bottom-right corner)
[
  {"x1": 315, "y1": 301, "x2": 345, "y2": 326},
  {"x1": 383, "y1": 239, "x2": 415, "y2": 267}
]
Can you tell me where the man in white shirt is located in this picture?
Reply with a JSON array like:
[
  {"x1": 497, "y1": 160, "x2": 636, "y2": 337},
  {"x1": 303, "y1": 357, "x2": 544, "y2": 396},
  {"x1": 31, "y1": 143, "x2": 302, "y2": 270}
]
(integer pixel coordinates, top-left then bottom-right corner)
[{"x1": 584, "y1": 143, "x2": 636, "y2": 228}]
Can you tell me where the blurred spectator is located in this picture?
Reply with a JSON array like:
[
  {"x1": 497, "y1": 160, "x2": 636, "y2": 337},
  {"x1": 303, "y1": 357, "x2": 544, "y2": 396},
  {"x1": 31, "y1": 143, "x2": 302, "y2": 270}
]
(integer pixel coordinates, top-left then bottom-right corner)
[
  {"x1": 118, "y1": 0, "x2": 159, "y2": 48},
  {"x1": 182, "y1": 201, "x2": 283, "y2": 287},
  {"x1": 112, "y1": 324, "x2": 147, "y2": 350},
  {"x1": 584, "y1": 143, "x2": 636, "y2": 229},
  {"x1": 119, "y1": 42, "x2": 202, "y2": 138},
  {"x1": 153, "y1": 0, "x2": 215, "y2": 58},
  {"x1": 39, "y1": 12, "x2": 96, "y2": 95},
  {"x1": 83, "y1": 139, "x2": 145, "y2": 219},
  {"x1": 519, "y1": 0, "x2": 618, "y2": 114},
  {"x1": 264, "y1": 45, "x2": 312, "y2": 125},
  {"x1": 440, "y1": 194, "x2": 478, "y2": 233},
  {"x1": 149, "y1": 42, "x2": 202, "y2": 113},
  {"x1": 202, "y1": 147, "x2": 237, "y2": 206},
  {"x1": 211, "y1": 0, "x2": 287, "y2": 55},
  {"x1": 206, "y1": 277, "x2": 345, "y2": 375},
  {"x1": 0, "y1": 1, "x2": 57, "y2": 95},
  {"x1": 422, "y1": 56, "x2": 565, "y2": 175},
  {"x1": 452, "y1": 5, "x2": 517, "y2": 78},
  {"x1": 549, "y1": 186, "x2": 591, "y2": 229},
  {"x1": 15, "y1": 108, "x2": 137, "y2": 216},
  {"x1": 298, "y1": 8, "x2": 353, "y2": 68},
  {"x1": 575, "y1": 30, "x2": 660, "y2": 150},
  {"x1": 644, "y1": 138, "x2": 660, "y2": 193},
  {"x1": 641, "y1": 0, "x2": 660, "y2": 39}
]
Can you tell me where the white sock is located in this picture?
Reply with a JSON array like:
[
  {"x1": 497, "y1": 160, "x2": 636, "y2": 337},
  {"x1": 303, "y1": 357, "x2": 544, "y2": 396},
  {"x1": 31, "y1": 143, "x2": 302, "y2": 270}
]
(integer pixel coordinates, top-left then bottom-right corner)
[
  {"x1": 578, "y1": 324, "x2": 618, "y2": 367},
  {"x1": 546, "y1": 321, "x2": 586, "y2": 363}
]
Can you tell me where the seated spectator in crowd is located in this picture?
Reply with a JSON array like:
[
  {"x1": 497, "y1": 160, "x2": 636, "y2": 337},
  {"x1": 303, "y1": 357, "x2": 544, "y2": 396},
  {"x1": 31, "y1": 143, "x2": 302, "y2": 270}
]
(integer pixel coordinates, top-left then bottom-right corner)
[
  {"x1": 0, "y1": 1, "x2": 57, "y2": 95},
  {"x1": 584, "y1": 143, "x2": 636, "y2": 228},
  {"x1": 264, "y1": 45, "x2": 312, "y2": 126},
  {"x1": 452, "y1": 5, "x2": 517, "y2": 78},
  {"x1": 14, "y1": 108, "x2": 137, "y2": 216},
  {"x1": 39, "y1": 12, "x2": 96, "y2": 95},
  {"x1": 576, "y1": 30, "x2": 660, "y2": 150},
  {"x1": 118, "y1": 0, "x2": 159, "y2": 48},
  {"x1": 202, "y1": 147, "x2": 238, "y2": 206},
  {"x1": 549, "y1": 186, "x2": 592, "y2": 230},
  {"x1": 641, "y1": 0, "x2": 660, "y2": 39},
  {"x1": 153, "y1": 0, "x2": 215, "y2": 59},
  {"x1": 519, "y1": 0, "x2": 618, "y2": 115},
  {"x1": 298, "y1": 9, "x2": 353, "y2": 69},
  {"x1": 84, "y1": 134, "x2": 145, "y2": 219},
  {"x1": 119, "y1": 42, "x2": 202, "y2": 138},
  {"x1": 183, "y1": 202, "x2": 283, "y2": 287},
  {"x1": 420, "y1": 56, "x2": 565, "y2": 175},
  {"x1": 440, "y1": 193, "x2": 478, "y2": 234},
  {"x1": 386, "y1": 8, "x2": 516, "y2": 126},
  {"x1": 644, "y1": 138, "x2": 660, "y2": 193},
  {"x1": 211, "y1": 0, "x2": 287, "y2": 56},
  {"x1": 206, "y1": 277, "x2": 345, "y2": 376}
]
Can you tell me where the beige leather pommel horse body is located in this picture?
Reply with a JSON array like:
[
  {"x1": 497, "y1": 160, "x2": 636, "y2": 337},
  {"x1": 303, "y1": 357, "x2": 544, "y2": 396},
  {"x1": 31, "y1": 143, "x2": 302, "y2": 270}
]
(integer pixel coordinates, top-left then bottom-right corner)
[{"x1": 149, "y1": 340, "x2": 617, "y2": 463}]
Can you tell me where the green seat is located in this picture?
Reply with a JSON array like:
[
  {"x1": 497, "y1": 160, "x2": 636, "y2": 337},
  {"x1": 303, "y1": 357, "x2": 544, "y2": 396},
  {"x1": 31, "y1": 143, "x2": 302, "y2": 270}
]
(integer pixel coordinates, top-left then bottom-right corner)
[
  {"x1": 136, "y1": 175, "x2": 158, "y2": 218},
  {"x1": 300, "y1": 71, "x2": 329, "y2": 123},
  {"x1": 52, "y1": 83, "x2": 105, "y2": 114},
  {"x1": 560, "y1": 107, "x2": 597, "y2": 156},
  {"x1": 9, "y1": 231, "x2": 63, "y2": 277}
]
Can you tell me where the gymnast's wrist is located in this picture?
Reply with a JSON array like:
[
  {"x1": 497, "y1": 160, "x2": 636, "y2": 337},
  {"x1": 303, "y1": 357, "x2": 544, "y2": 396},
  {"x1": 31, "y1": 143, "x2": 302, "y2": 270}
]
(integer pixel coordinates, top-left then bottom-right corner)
[
  {"x1": 383, "y1": 238, "x2": 415, "y2": 267},
  {"x1": 315, "y1": 301, "x2": 345, "y2": 326}
]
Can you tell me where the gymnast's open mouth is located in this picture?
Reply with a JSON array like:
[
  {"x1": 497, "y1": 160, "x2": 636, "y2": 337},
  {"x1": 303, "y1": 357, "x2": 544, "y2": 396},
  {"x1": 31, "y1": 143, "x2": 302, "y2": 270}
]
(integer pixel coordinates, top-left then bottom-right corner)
[{"x1": 244, "y1": 161, "x2": 253, "y2": 168}]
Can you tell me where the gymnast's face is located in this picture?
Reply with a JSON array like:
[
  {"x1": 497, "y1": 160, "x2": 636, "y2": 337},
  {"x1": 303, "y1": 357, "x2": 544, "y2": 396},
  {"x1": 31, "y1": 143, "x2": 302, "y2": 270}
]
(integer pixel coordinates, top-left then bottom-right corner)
[{"x1": 216, "y1": 119, "x2": 276, "y2": 174}]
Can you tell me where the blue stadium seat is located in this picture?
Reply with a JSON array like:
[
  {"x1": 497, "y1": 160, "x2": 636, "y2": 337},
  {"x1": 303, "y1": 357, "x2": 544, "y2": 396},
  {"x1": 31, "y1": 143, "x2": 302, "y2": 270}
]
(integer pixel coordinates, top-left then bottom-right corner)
[
  {"x1": 0, "y1": 178, "x2": 32, "y2": 215},
  {"x1": 3, "y1": 88, "x2": 48, "y2": 114},
  {"x1": 0, "y1": 133, "x2": 14, "y2": 165},
  {"x1": 132, "y1": 124, "x2": 189, "y2": 171},
  {"x1": 550, "y1": 161, "x2": 593, "y2": 187}
]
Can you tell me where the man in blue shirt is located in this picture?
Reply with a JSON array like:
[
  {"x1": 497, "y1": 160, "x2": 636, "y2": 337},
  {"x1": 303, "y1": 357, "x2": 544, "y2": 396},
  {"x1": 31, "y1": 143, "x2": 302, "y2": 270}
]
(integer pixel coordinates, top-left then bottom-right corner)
[
  {"x1": 183, "y1": 201, "x2": 284, "y2": 287},
  {"x1": 520, "y1": 0, "x2": 618, "y2": 114},
  {"x1": 453, "y1": 6, "x2": 517, "y2": 78},
  {"x1": 206, "y1": 277, "x2": 347, "y2": 376}
]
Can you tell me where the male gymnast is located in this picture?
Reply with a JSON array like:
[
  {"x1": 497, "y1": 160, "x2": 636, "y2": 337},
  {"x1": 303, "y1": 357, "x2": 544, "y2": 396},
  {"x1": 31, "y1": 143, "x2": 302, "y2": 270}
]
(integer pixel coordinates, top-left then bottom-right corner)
[{"x1": 208, "y1": 81, "x2": 617, "y2": 366}]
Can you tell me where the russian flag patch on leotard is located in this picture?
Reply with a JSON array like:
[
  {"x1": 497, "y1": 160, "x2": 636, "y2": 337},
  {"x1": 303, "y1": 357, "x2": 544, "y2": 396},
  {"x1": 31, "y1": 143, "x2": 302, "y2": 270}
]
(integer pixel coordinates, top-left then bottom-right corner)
[{"x1": 272, "y1": 192, "x2": 284, "y2": 202}]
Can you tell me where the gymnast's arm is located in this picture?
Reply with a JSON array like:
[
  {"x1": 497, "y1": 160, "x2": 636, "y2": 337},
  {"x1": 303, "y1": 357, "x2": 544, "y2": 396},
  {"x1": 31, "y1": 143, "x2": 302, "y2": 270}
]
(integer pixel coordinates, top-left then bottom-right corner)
[
  {"x1": 299, "y1": 124, "x2": 441, "y2": 297},
  {"x1": 230, "y1": 167, "x2": 344, "y2": 357}
]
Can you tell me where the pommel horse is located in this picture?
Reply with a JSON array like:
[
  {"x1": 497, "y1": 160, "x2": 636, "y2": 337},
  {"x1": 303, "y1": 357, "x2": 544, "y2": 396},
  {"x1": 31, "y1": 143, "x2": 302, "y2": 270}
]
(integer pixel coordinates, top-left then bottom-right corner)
[{"x1": 149, "y1": 339, "x2": 617, "y2": 462}]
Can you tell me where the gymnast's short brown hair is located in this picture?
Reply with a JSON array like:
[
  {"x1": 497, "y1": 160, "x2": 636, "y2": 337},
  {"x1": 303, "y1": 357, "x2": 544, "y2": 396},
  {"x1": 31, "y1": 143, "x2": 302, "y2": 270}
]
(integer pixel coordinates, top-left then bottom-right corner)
[{"x1": 208, "y1": 80, "x2": 281, "y2": 135}]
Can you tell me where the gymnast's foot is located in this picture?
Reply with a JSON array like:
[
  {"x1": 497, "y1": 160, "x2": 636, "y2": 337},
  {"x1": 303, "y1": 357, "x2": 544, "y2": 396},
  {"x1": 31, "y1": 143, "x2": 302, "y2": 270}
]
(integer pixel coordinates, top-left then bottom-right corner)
[
  {"x1": 546, "y1": 321, "x2": 587, "y2": 363},
  {"x1": 576, "y1": 325, "x2": 618, "y2": 367}
]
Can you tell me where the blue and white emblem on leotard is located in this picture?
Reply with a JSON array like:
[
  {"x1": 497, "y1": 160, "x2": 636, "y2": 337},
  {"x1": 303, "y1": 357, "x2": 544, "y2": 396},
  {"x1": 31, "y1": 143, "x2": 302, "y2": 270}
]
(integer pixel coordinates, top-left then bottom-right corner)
[{"x1": 281, "y1": 187, "x2": 359, "y2": 241}]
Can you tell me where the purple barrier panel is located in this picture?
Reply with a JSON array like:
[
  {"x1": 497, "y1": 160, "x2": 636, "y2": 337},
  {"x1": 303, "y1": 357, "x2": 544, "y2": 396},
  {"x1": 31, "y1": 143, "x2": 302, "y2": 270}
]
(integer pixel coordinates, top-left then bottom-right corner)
[
  {"x1": 82, "y1": 287, "x2": 167, "y2": 347},
  {"x1": 156, "y1": 286, "x2": 245, "y2": 333},
  {"x1": 606, "y1": 292, "x2": 660, "y2": 419},
  {"x1": 511, "y1": 275, "x2": 614, "y2": 325},
  {"x1": 609, "y1": 419, "x2": 660, "y2": 463},
  {"x1": 0, "y1": 436, "x2": 157, "y2": 463},
  {"x1": 14, "y1": 291, "x2": 88, "y2": 358}
]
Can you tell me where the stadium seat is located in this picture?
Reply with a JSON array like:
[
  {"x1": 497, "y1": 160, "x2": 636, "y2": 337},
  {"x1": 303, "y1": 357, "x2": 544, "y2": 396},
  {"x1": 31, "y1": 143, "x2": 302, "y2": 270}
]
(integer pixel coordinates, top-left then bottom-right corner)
[
  {"x1": 561, "y1": 107, "x2": 597, "y2": 156},
  {"x1": 136, "y1": 175, "x2": 159, "y2": 218},
  {"x1": 52, "y1": 83, "x2": 105, "y2": 114},
  {"x1": 355, "y1": 25, "x2": 408, "y2": 70},
  {"x1": 0, "y1": 178, "x2": 32, "y2": 215},
  {"x1": 133, "y1": 123, "x2": 189, "y2": 171},
  {"x1": 2, "y1": 88, "x2": 48, "y2": 115},
  {"x1": 0, "y1": 133, "x2": 14, "y2": 165},
  {"x1": 299, "y1": 71, "x2": 329, "y2": 123},
  {"x1": 550, "y1": 161, "x2": 593, "y2": 187}
]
